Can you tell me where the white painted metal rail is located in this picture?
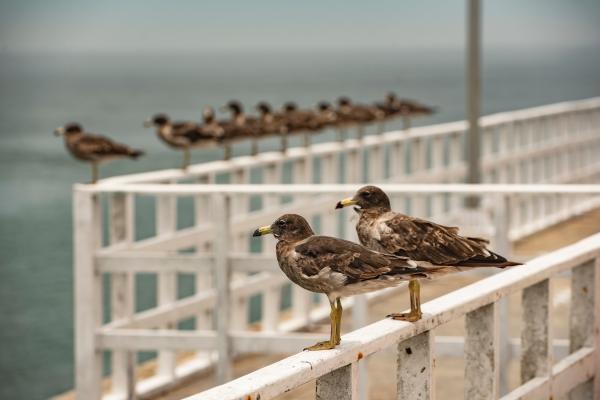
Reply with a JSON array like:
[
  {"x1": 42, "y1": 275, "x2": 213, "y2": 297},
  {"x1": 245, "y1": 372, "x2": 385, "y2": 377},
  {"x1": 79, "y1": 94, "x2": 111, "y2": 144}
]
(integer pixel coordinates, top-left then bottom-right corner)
[
  {"x1": 72, "y1": 97, "x2": 600, "y2": 400},
  {"x1": 185, "y1": 232, "x2": 600, "y2": 400}
]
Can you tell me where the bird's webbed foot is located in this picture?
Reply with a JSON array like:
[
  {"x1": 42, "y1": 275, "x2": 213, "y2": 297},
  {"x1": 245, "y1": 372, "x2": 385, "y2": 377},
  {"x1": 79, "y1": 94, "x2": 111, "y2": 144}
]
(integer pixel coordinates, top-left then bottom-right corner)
[
  {"x1": 304, "y1": 340, "x2": 337, "y2": 351},
  {"x1": 387, "y1": 310, "x2": 422, "y2": 322}
]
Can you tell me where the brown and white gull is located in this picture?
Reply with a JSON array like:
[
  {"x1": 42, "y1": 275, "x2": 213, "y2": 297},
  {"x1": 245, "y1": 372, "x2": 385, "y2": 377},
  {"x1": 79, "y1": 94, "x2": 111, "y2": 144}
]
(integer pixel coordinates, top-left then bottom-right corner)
[
  {"x1": 336, "y1": 185, "x2": 520, "y2": 322},
  {"x1": 55, "y1": 123, "x2": 143, "y2": 183}
]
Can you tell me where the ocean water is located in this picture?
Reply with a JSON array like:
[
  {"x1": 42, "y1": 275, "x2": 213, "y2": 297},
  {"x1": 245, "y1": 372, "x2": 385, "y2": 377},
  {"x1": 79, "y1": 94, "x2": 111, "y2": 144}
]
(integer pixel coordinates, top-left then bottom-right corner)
[{"x1": 1, "y1": 47, "x2": 599, "y2": 399}]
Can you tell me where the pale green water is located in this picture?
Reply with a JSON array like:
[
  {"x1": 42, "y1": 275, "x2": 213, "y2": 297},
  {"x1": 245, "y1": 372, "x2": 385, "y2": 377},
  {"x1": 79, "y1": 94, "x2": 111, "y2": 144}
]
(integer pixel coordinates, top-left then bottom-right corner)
[{"x1": 0, "y1": 47, "x2": 599, "y2": 399}]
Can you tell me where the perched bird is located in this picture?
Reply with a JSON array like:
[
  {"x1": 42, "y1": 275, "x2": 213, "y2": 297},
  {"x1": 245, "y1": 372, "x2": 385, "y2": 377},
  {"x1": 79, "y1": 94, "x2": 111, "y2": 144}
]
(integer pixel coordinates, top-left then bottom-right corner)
[
  {"x1": 220, "y1": 100, "x2": 262, "y2": 155},
  {"x1": 336, "y1": 186, "x2": 520, "y2": 321},
  {"x1": 253, "y1": 214, "x2": 440, "y2": 350},
  {"x1": 336, "y1": 96, "x2": 385, "y2": 140},
  {"x1": 380, "y1": 93, "x2": 436, "y2": 130},
  {"x1": 255, "y1": 102, "x2": 289, "y2": 151},
  {"x1": 54, "y1": 123, "x2": 143, "y2": 183},
  {"x1": 144, "y1": 113, "x2": 212, "y2": 169},
  {"x1": 279, "y1": 102, "x2": 322, "y2": 147}
]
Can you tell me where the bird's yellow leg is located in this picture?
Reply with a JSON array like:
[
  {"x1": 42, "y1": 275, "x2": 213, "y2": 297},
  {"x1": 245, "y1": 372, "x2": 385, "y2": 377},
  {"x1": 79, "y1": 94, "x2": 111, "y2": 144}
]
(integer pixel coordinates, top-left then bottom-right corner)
[
  {"x1": 334, "y1": 298, "x2": 343, "y2": 344},
  {"x1": 388, "y1": 280, "x2": 423, "y2": 322},
  {"x1": 304, "y1": 299, "x2": 338, "y2": 351},
  {"x1": 91, "y1": 162, "x2": 99, "y2": 184}
]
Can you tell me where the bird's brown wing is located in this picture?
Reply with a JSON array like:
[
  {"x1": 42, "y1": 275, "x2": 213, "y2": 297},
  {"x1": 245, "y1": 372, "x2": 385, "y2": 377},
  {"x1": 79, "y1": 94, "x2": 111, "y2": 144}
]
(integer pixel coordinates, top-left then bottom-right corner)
[
  {"x1": 294, "y1": 236, "x2": 427, "y2": 282},
  {"x1": 379, "y1": 214, "x2": 507, "y2": 266},
  {"x1": 73, "y1": 134, "x2": 137, "y2": 157}
]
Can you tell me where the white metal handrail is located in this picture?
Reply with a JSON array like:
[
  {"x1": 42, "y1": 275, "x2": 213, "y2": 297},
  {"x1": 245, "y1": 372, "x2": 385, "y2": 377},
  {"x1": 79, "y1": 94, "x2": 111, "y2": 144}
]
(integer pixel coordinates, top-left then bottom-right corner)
[{"x1": 185, "y1": 233, "x2": 600, "y2": 400}]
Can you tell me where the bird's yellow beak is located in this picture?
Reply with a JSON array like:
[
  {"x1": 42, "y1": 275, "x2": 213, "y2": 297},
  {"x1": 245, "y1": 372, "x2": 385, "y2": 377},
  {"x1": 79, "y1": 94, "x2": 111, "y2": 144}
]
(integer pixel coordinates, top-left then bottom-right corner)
[
  {"x1": 253, "y1": 225, "x2": 272, "y2": 237},
  {"x1": 54, "y1": 127, "x2": 65, "y2": 136},
  {"x1": 335, "y1": 198, "x2": 357, "y2": 209}
]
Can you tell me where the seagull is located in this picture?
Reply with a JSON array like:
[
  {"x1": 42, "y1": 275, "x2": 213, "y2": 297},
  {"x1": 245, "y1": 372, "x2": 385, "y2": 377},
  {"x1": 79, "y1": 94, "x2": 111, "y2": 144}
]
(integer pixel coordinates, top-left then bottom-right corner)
[
  {"x1": 381, "y1": 93, "x2": 436, "y2": 130},
  {"x1": 336, "y1": 186, "x2": 520, "y2": 321},
  {"x1": 220, "y1": 100, "x2": 262, "y2": 155},
  {"x1": 253, "y1": 214, "x2": 442, "y2": 350},
  {"x1": 55, "y1": 123, "x2": 144, "y2": 183},
  {"x1": 255, "y1": 102, "x2": 289, "y2": 151},
  {"x1": 336, "y1": 96, "x2": 385, "y2": 140},
  {"x1": 144, "y1": 113, "x2": 211, "y2": 169}
]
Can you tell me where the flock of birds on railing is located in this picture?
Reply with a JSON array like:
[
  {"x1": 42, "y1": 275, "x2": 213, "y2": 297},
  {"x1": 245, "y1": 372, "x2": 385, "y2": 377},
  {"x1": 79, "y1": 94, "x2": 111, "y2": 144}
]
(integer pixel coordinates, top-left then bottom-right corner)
[{"x1": 54, "y1": 92, "x2": 435, "y2": 183}]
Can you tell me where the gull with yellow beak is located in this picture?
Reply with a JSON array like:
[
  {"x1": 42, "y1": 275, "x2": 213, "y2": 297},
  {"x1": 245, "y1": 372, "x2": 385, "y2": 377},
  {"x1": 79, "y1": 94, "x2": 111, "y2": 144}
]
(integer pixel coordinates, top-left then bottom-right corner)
[
  {"x1": 253, "y1": 213, "x2": 442, "y2": 350},
  {"x1": 336, "y1": 185, "x2": 520, "y2": 321}
]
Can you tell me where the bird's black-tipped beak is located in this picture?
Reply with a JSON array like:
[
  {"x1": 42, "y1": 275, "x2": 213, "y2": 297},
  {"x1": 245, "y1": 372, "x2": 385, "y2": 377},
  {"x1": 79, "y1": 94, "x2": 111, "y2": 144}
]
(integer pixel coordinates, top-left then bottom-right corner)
[
  {"x1": 253, "y1": 225, "x2": 272, "y2": 237},
  {"x1": 335, "y1": 198, "x2": 357, "y2": 209}
]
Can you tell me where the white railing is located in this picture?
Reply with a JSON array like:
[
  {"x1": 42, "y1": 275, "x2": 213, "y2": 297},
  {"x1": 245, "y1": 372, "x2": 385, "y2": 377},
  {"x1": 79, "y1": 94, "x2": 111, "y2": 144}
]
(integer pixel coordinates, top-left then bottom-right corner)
[
  {"x1": 184, "y1": 231, "x2": 600, "y2": 400},
  {"x1": 72, "y1": 97, "x2": 600, "y2": 399}
]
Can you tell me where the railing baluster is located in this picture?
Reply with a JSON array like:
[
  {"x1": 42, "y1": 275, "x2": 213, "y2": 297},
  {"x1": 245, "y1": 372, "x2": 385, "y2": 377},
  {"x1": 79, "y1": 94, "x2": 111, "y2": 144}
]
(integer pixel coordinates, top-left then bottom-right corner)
[
  {"x1": 262, "y1": 163, "x2": 282, "y2": 332},
  {"x1": 231, "y1": 168, "x2": 249, "y2": 331},
  {"x1": 316, "y1": 363, "x2": 358, "y2": 400},
  {"x1": 214, "y1": 193, "x2": 232, "y2": 383},
  {"x1": 74, "y1": 190, "x2": 102, "y2": 400},
  {"x1": 521, "y1": 279, "x2": 552, "y2": 384},
  {"x1": 465, "y1": 302, "x2": 499, "y2": 399},
  {"x1": 397, "y1": 330, "x2": 434, "y2": 400},
  {"x1": 568, "y1": 259, "x2": 597, "y2": 399},
  {"x1": 156, "y1": 185, "x2": 177, "y2": 379},
  {"x1": 109, "y1": 193, "x2": 136, "y2": 397}
]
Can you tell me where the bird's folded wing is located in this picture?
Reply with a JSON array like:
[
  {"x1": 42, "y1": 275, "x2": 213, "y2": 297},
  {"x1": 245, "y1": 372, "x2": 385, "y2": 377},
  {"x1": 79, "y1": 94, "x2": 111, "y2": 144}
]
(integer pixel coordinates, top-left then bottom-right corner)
[
  {"x1": 294, "y1": 236, "x2": 426, "y2": 281},
  {"x1": 380, "y1": 214, "x2": 500, "y2": 265},
  {"x1": 74, "y1": 134, "x2": 132, "y2": 156}
]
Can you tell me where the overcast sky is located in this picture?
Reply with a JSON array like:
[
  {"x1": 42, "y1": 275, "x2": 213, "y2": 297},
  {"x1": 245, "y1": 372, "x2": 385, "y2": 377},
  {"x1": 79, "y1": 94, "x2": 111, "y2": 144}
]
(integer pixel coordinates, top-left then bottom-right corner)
[{"x1": 1, "y1": 0, "x2": 599, "y2": 52}]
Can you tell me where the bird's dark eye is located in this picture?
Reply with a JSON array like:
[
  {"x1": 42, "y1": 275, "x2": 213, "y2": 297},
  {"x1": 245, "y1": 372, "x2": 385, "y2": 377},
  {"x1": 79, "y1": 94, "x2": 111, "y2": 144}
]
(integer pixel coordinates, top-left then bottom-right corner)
[
  {"x1": 363, "y1": 192, "x2": 371, "y2": 197},
  {"x1": 278, "y1": 220, "x2": 286, "y2": 226}
]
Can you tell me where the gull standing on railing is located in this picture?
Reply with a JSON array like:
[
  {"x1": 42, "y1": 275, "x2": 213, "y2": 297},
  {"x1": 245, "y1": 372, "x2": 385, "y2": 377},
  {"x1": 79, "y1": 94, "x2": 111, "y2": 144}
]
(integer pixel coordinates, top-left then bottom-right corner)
[
  {"x1": 54, "y1": 122, "x2": 144, "y2": 183},
  {"x1": 144, "y1": 113, "x2": 217, "y2": 169},
  {"x1": 336, "y1": 185, "x2": 519, "y2": 321},
  {"x1": 253, "y1": 214, "x2": 449, "y2": 350}
]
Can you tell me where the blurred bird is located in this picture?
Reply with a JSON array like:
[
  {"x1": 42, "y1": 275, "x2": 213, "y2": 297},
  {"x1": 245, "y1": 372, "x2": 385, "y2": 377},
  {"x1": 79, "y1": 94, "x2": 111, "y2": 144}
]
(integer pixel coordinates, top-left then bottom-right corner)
[
  {"x1": 220, "y1": 100, "x2": 262, "y2": 155},
  {"x1": 255, "y1": 102, "x2": 289, "y2": 151},
  {"x1": 144, "y1": 113, "x2": 211, "y2": 169},
  {"x1": 336, "y1": 96, "x2": 385, "y2": 140},
  {"x1": 253, "y1": 214, "x2": 433, "y2": 350},
  {"x1": 54, "y1": 123, "x2": 143, "y2": 183},
  {"x1": 381, "y1": 93, "x2": 436, "y2": 130},
  {"x1": 336, "y1": 186, "x2": 520, "y2": 321},
  {"x1": 280, "y1": 102, "x2": 322, "y2": 147}
]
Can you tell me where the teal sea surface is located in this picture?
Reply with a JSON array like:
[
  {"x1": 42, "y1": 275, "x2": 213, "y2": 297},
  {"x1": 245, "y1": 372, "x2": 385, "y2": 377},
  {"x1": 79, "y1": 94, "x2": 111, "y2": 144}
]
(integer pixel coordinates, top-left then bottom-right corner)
[{"x1": 1, "y1": 47, "x2": 599, "y2": 399}]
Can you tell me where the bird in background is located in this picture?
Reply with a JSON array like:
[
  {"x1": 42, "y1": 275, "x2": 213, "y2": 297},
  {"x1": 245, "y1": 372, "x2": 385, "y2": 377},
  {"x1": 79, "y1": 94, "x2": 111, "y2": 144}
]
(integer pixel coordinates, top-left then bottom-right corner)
[
  {"x1": 255, "y1": 101, "x2": 289, "y2": 151},
  {"x1": 336, "y1": 185, "x2": 520, "y2": 322},
  {"x1": 144, "y1": 113, "x2": 205, "y2": 169},
  {"x1": 253, "y1": 214, "x2": 448, "y2": 350},
  {"x1": 54, "y1": 123, "x2": 144, "y2": 183},
  {"x1": 220, "y1": 100, "x2": 262, "y2": 155}
]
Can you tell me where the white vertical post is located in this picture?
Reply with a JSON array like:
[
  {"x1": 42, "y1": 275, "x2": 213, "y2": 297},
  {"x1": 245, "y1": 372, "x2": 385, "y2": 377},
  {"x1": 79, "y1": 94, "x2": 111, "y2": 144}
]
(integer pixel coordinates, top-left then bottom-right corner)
[
  {"x1": 195, "y1": 174, "x2": 214, "y2": 358},
  {"x1": 291, "y1": 159, "x2": 312, "y2": 325},
  {"x1": 156, "y1": 187, "x2": 177, "y2": 379},
  {"x1": 109, "y1": 193, "x2": 136, "y2": 397},
  {"x1": 213, "y1": 193, "x2": 232, "y2": 383},
  {"x1": 316, "y1": 363, "x2": 358, "y2": 400},
  {"x1": 465, "y1": 302, "x2": 499, "y2": 400},
  {"x1": 230, "y1": 169, "x2": 249, "y2": 332},
  {"x1": 262, "y1": 163, "x2": 282, "y2": 332},
  {"x1": 390, "y1": 141, "x2": 405, "y2": 181},
  {"x1": 74, "y1": 189, "x2": 102, "y2": 400},
  {"x1": 521, "y1": 279, "x2": 552, "y2": 383},
  {"x1": 321, "y1": 153, "x2": 338, "y2": 236},
  {"x1": 568, "y1": 259, "x2": 597, "y2": 399},
  {"x1": 396, "y1": 330, "x2": 434, "y2": 400}
]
